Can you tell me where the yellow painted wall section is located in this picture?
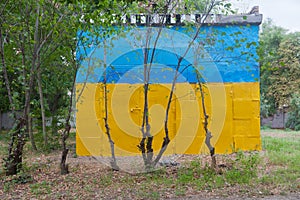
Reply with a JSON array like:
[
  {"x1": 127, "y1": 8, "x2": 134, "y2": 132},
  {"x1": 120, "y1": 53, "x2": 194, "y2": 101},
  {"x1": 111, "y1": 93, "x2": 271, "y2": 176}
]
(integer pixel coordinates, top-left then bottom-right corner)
[{"x1": 76, "y1": 82, "x2": 261, "y2": 156}]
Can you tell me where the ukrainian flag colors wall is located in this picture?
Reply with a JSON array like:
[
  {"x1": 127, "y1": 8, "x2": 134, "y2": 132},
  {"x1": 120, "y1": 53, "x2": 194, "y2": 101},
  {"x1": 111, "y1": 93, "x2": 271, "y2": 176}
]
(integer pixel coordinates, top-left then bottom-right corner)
[{"x1": 76, "y1": 21, "x2": 261, "y2": 157}]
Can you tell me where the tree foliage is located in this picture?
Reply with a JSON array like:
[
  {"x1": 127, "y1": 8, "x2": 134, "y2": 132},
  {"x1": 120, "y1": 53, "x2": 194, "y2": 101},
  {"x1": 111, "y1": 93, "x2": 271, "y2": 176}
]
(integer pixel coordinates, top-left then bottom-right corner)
[
  {"x1": 267, "y1": 32, "x2": 300, "y2": 107},
  {"x1": 0, "y1": 0, "x2": 132, "y2": 175},
  {"x1": 259, "y1": 19, "x2": 300, "y2": 129}
]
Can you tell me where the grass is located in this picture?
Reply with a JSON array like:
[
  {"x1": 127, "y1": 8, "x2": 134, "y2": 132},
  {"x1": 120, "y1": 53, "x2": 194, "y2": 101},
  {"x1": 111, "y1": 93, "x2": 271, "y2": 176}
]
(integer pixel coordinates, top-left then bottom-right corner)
[
  {"x1": 260, "y1": 132, "x2": 300, "y2": 191},
  {"x1": 0, "y1": 130, "x2": 9, "y2": 152},
  {"x1": 30, "y1": 180, "x2": 52, "y2": 195},
  {"x1": 121, "y1": 151, "x2": 261, "y2": 198},
  {"x1": 0, "y1": 129, "x2": 300, "y2": 199}
]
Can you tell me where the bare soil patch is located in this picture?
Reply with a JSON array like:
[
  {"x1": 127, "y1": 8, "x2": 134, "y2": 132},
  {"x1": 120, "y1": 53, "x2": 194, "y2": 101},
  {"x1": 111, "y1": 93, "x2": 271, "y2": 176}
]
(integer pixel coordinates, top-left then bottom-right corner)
[{"x1": 261, "y1": 130, "x2": 300, "y2": 138}]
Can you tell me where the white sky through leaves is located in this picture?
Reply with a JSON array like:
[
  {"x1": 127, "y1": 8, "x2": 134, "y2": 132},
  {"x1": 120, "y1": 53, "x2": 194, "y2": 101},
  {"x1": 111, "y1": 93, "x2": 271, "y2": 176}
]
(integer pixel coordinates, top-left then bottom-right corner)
[{"x1": 230, "y1": 0, "x2": 300, "y2": 32}]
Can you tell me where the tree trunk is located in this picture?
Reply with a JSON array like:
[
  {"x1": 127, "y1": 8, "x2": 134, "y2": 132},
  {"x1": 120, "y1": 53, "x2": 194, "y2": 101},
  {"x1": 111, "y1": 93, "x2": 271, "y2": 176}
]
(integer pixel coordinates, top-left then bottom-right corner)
[
  {"x1": 25, "y1": 2, "x2": 40, "y2": 152},
  {"x1": 50, "y1": 95, "x2": 60, "y2": 135},
  {"x1": 60, "y1": 71, "x2": 76, "y2": 175},
  {"x1": 1, "y1": 23, "x2": 28, "y2": 176},
  {"x1": 103, "y1": 84, "x2": 119, "y2": 170},
  {"x1": 7, "y1": 15, "x2": 40, "y2": 173},
  {"x1": 60, "y1": 144, "x2": 69, "y2": 175},
  {"x1": 0, "y1": 110, "x2": 2, "y2": 134},
  {"x1": 37, "y1": 69, "x2": 48, "y2": 146},
  {"x1": 196, "y1": 73, "x2": 217, "y2": 169},
  {"x1": 138, "y1": 2, "x2": 172, "y2": 169},
  {"x1": 158, "y1": 3, "x2": 217, "y2": 168},
  {"x1": 5, "y1": 118, "x2": 26, "y2": 175},
  {"x1": 27, "y1": 113, "x2": 37, "y2": 151},
  {"x1": 103, "y1": 41, "x2": 119, "y2": 170},
  {"x1": 59, "y1": 41, "x2": 78, "y2": 175},
  {"x1": 60, "y1": 111, "x2": 71, "y2": 175}
]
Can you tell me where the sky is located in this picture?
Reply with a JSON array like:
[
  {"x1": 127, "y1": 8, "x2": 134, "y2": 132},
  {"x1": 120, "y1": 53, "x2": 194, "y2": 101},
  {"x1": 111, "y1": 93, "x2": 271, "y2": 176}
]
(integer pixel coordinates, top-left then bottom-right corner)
[{"x1": 229, "y1": 0, "x2": 300, "y2": 32}]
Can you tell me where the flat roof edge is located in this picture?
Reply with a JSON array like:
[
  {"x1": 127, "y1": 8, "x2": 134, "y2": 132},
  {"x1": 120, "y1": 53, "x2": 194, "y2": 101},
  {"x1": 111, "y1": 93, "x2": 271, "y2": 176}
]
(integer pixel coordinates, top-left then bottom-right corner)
[{"x1": 112, "y1": 13, "x2": 263, "y2": 26}]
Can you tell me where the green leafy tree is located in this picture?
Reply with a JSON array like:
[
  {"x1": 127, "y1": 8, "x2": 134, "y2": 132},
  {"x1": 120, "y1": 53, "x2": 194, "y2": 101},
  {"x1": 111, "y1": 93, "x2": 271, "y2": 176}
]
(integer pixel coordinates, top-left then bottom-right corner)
[
  {"x1": 286, "y1": 95, "x2": 300, "y2": 130},
  {"x1": 267, "y1": 32, "x2": 300, "y2": 108},
  {"x1": 1, "y1": 0, "x2": 42, "y2": 175},
  {"x1": 0, "y1": 0, "x2": 133, "y2": 175},
  {"x1": 259, "y1": 20, "x2": 300, "y2": 129},
  {"x1": 258, "y1": 19, "x2": 288, "y2": 117},
  {"x1": 57, "y1": 0, "x2": 132, "y2": 173}
]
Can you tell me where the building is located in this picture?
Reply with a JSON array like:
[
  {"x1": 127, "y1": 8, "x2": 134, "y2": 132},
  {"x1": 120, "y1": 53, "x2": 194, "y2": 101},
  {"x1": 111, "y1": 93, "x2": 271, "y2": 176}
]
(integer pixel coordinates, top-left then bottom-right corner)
[{"x1": 75, "y1": 11, "x2": 262, "y2": 158}]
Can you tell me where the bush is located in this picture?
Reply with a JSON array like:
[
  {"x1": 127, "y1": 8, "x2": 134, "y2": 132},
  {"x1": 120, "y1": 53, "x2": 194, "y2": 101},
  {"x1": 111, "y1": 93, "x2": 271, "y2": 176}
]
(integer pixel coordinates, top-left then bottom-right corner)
[
  {"x1": 286, "y1": 94, "x2": 300, "y2": 130},
  {"x1": 260, "y1": 93, "x2": 276, "y2": 118}
]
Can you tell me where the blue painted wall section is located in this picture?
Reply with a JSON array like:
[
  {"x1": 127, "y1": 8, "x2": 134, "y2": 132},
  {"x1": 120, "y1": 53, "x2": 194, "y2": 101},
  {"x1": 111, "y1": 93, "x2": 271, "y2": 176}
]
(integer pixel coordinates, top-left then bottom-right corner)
[{"x1": 76, "y1": 25, "x2": 259, "y2": 84}]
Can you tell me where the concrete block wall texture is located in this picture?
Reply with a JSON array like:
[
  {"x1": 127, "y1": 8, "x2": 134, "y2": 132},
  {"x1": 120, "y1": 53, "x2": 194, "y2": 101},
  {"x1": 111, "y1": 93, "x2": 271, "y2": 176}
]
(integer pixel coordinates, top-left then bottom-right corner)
[{"x1": 76, "y1": 14, "x2": 262, "y2": 157}]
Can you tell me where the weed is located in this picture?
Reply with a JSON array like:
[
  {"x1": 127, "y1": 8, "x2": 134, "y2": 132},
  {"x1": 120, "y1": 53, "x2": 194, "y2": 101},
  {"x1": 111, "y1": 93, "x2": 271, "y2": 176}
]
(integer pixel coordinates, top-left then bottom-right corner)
[
  {"x1": 224, "y1": 151, "x2": 260, "y2": 184},
  {"x1": 135, "y1": 183, "x2": 161, "y2": 200},
  {"x1": 30, "y1": 180, "x2": 52, "y2": 196},
  {"x1": 225, "y1": 168, "x2": 247, "y2": 184},
  {"x1": 146, "y1": 168, "x2": 174, "y2": 187},
  {"x1": 3, "y1": 181, "x2": 15, "y2": 193},
  {"x1": 147, "y1": 191, "x2": 160, "y2": 199},
  {"x1": 84, "y1": 184, "x2": 93, "y2": 192},
  {"x1": 214, "y1": 176, "x2": 225, "y2": 188},
  {"x1": 194, "y1": 178, "x2": 206, "y2": 190},
  {"x1": 177, "y1": 167, "x2": 194, "y2": 184},
  {"x1": 99, "y1": 172, "x2": 113, "y2": 186},
  {"x1": 175, "y1": 186, "x2": 186, "y2": 196},
  {"x1": 13, "y1": 173, "x2": 33, "y2": 184}
]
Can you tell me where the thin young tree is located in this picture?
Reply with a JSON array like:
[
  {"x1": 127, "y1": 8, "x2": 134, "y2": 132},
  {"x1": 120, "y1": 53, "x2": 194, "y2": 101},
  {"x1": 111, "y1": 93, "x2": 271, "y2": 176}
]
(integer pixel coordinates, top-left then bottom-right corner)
[
  {"x1": 103, "y1": 40, "x2": 119, "y2": 170},
  {"x1": 1, "y1": 0, "x2": 66, "y2": 175},
  {"x1": 134, "y1": 0, "x2": 175, "y2": 170},
  {"x1": 1, "y1": 0, "x2": 92, "y2": 175},
  {"x1": 59, "y1": 0, "x2": 130, "y2": 174},
  {"x1": 153, "y1": 0, "x2": 224, "y2": 168},
  {"x1": 195, "y1": 70, "x2": 217, "y2": 168}
]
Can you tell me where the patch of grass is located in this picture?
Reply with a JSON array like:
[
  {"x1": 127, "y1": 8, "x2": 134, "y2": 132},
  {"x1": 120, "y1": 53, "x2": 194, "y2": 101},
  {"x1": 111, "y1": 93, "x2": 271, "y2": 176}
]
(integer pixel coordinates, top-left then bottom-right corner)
[
  {"x1": 174, "y1": 152, "x2": 260, "y2": 192},
  {"x1": 3, "y1": 181, "x2": 15, "y2": 193},
  {"x1": 146, "y1": 191, "x2": 160, "y2": 199},
  {"x1": 98, "y1": 172, "x2": 113, "y2": 186},
  {"x1": 263, "y1": 136, "x2": 300, "y2": 167},
  {"x1": 175, "y1": 186, "x2": 186, "y2": 196},
  {"x1": 260, "y1": 133, "x2": 300, "y2": 189},
  {"x1": 0, "y1": 130, "x2": 9, "y2": 158},
  {"x1": 262, "y1": 129, "x2": 300, "y2": 135},
  {"x1": 229, "y1": 151, "x2": 260, "y2": 183},
  {"x1": 147, "y1": 168, "x2": 174, "y2": 187},
  {"x1": 261, "y1": 125, "x2": 272, "y2": 130},
  {"x1": 84, "y1": 184, "x2": 93, "y2": 193},
  {"x1": 177, "y1": 167, "x2": 194, "y2": 184},
  {"x1": 214, "y1": 175, "x2": 225, "y2": 188},
  {"x1": 135, "y1": 182, "x2": 162, "y2": 199},
  {"x1": 193, "y1": 164, "x2": 217, "y2": 190},
  {"x1": 0, "y1": 130, "x2": 10, "y2": 140},
  {"x1": 30, "y1": 180, "x2": 52, "y2": 196}
]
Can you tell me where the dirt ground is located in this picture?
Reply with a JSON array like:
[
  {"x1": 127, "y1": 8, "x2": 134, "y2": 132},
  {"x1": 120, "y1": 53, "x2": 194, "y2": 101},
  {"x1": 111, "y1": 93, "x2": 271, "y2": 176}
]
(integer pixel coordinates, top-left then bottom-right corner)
[
  {"x1": 261, "y1": 130, "x2": 300, "y2": 138},
  {"x1": 0, "y1": 130, "x2": 300, "y2": 199}
]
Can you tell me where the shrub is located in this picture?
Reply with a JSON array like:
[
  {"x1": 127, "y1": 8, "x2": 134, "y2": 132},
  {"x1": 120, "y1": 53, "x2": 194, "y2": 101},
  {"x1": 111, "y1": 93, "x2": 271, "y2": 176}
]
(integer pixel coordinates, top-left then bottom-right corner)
[{"x1": 286, "y1": 94, "x2": 300, "y2": 130}]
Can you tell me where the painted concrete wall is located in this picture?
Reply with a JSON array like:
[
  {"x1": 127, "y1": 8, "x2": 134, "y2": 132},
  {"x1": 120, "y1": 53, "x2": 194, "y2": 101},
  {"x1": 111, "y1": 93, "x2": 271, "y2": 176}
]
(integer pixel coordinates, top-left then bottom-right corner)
[{"x1": 76, "y1": 16, "x2": 262, "y2": 156}]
